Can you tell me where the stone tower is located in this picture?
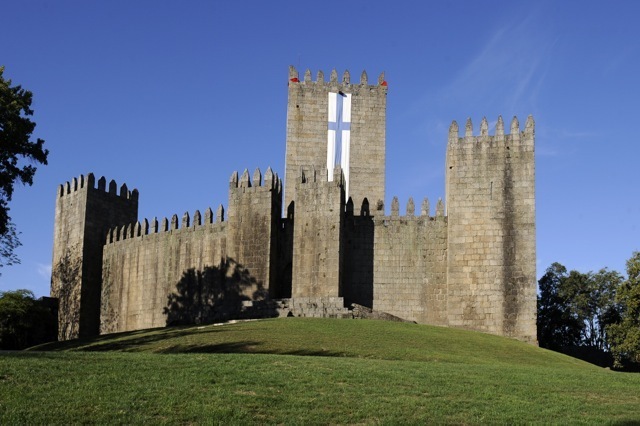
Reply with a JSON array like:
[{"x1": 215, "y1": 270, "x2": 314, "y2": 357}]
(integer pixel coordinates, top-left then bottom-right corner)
[
  {"x1": 291, "y1": 167, "x2": 345, "y2": 299},
  {"x1": 445, "y1": 116, "x2": 536, "y2": 342},
  {"x1": 51, "y1": 174, "x2": 138, "y2": 340},
  {"x1": 227, "y1": 167, "x2": 283, "y2": 297},
  {"x1": 284, "y1": 66, "x2": 387, "y2": 211}
]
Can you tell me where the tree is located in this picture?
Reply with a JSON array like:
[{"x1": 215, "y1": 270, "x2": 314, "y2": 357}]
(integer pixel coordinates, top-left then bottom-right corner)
[
  {"x1": 584, "y1": 268, "x2": 623, "y2": 350},
  {"x1": 0, "y1": 289, "x2": 56, "y2": 349},
  {"x1": 537, "y1": 263, "x2": 582, "y2": 349},
  {"x1": 0, "y1": 66, "x2": 49, "y2": 269},
  {"x1": 608, "y1": 251, "x2": 640, "y2": 369},
  {"x1": 537, "y1": 263, "x2": 623, "y2": 351}
]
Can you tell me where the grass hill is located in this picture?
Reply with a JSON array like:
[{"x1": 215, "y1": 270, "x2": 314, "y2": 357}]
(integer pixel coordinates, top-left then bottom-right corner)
[{"x1": 2, "y1": 318, "x2": 639, "y2": 424}]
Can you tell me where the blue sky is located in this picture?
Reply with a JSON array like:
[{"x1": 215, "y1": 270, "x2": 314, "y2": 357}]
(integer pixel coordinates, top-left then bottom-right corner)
[{"x1": 1, "y1": 0, "x2": 639, "y2": 297}]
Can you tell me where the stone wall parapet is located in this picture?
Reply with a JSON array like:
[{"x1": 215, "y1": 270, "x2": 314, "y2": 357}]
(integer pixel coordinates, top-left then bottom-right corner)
[
  {"x1": 105, "y1": 205, "x2": 226, "y2": 244},
  {"x1": 288, "y1": 65, "x2": 387, "y2": 90},
  {"x1": 448, "y1": 115, "x2": 534, "y2": 147},
  {"x1": 57, "y1": 172, "x2": 138, "y2": 201}
]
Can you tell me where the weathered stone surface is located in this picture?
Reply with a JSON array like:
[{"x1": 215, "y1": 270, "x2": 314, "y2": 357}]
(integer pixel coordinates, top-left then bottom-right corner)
[
  {"x1": 350, "y1": 304, "x2": 415, "y2": 323},
  {"x1": 445, "y1": 115, "x2": 536, "y2": 342},
  {"x1": 51, "y1": 174, "x2": 138, "y2": 340},
  {"x1": 51, "y1": 67, "x2": 537, "y2": 344}
]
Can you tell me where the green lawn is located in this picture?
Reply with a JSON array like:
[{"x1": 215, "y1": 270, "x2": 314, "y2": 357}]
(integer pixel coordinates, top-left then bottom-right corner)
[{"x1": 1, "y1": 318, "x2": 639, "y2": 424}]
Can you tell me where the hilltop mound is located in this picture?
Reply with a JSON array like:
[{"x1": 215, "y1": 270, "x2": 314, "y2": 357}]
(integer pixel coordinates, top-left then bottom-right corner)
[{"x1": 5, "y1": 318, "x2": 638, "y2": 424}]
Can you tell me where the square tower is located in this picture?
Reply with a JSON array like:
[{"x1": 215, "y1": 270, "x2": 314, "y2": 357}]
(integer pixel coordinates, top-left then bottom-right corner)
[
  {"x1": 284, "y1": 66, "x2": 387, "y2": 211},
  {"x1": 445, "y1": 116, "x2": 536, "y2": 342},
  {"x1": 51, "y1": 174, "x2": 138, "y2": 340}
]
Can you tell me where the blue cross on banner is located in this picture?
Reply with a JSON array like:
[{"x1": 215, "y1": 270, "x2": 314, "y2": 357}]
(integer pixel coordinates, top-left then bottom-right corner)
[{"x1": 328, "y1": 92, "x2": 351, "y2": 165}]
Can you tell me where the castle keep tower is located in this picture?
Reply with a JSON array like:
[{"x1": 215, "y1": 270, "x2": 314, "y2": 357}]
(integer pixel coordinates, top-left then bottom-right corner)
[
  {"x1": 51, "y1": 174, "x2": 138, "y2": 340},
  {"x1": 445, "y1": 116, "x2": 536, "y2": 342},
  {"x1": 284, "y1": 66, "x2": 387, "y2": 210}
]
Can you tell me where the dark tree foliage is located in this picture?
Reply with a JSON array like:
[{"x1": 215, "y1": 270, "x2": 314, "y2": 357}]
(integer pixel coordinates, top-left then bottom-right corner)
[
  {"x1": 607, "y1": 251, "x2": 640, "y2": 369},
  {"x1": 0, "y1": 66, "x2": 49, "y2": 268},
  {"x1": 582, "y1": 268, "x2": 623, "y2": 350},
  {"x1": 537, "y1": 263, "x2": 582, "y2": 349},
  {"x1": 537, "y1": 263, "x2": 623, "y2": 351},
  {"x1": 0, "y1": 289, "x2": 57, "y2": 349},
  {"x1": 0, "y1": 222, "x2": 20, "y2": 268}
]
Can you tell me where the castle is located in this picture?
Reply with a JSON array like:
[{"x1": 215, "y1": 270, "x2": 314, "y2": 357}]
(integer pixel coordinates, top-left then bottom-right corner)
[{"x1": 51, "y1": 66, "x2": 537, "y2": 343}]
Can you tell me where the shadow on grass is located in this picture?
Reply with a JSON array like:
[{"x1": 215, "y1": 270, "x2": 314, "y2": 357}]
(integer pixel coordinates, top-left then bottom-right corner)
[
  {"x1": 154, "y1": 341, "x2": 350, "y2": 358},
  {"x1": 27, "y1": 329, "x2": 352, "y2": 358},
  {"x1": 79, "y1": 329, "x2": 214, "y2": 352},
  {"x1": 31, "y1": 325, "x2": 232, "y2": 352}
]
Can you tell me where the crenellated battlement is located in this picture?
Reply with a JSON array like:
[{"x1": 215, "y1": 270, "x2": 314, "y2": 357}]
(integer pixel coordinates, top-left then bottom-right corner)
[
  {"x1": 229, "y1": 167, "x2": 281, "y2": 193},
  {"x1": 289, "y1": 65, "x2": 387, "y2": 88},
  {"x1": 105, "y1": 204, "x2": 226, "y2": 244},
  {"x1": 57, "y1": 173, "x2": 138, "y2": 201},
  {"x1": 448, "y1": 115, "x2": 534, "y2": 146},
  {"x1": 380, "y1": 196, "x2": 446, "y2": 220}
]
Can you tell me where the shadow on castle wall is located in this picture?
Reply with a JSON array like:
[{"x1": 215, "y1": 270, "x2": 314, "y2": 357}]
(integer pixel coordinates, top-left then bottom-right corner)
[
  {"x1": 163, "y1": 258, "x2": 279, "y2": 326},
  {"x1": 343, "y1": 198, "x2": 374, "y2": 308},
  {"x1": 51, "y1": 249, "x2": 82, "y2": 340}
]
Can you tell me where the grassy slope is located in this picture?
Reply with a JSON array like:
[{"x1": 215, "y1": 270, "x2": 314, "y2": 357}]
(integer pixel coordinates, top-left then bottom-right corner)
[{"x1": 2, "y1": 318, "x2": 639, "y2": 424}]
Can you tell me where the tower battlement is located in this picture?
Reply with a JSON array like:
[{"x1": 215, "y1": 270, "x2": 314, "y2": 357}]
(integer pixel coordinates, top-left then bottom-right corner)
[
  {"x1": 229, "y1": 167, "x2": 281, "y2": 192},
  {"x1": 57, "y1": 173, "x2": 138, "y2": 201},
  {"x1": 448, "y1": 115, "x2": 535, "y2": 146},
  {"x1": 289, "y1": 66, "x2": 387, "y2": 88}
]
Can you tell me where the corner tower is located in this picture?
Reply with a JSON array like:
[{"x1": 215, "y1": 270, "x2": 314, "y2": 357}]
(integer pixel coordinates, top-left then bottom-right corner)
[
  {"x1": 51, "y1": 174, "x2": 138, "y2": 340},
  {"x1": 445, "y1": 116, "x2": 536, "y2": 342},
  {"x1": 284, "y1": 66, "x2": 387, "y2": 211}
]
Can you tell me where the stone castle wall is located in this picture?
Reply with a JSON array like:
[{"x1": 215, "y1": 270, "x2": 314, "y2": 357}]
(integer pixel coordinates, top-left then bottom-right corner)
[
  {"x1": 101, "y1": 217, "x2": 228, "y2": 333},
  {"x1": 369, "y1": 198, "x2": 449, "y2": 325},
  {"x1": 51, "y1": 67, "x2": 537, "y2": 343},
  {"x1": 341, "y1": 196, "x2": 449, "y2": 324},
  {"x1": 100, "y1": 168, "x2": 283, "y2": 334}
]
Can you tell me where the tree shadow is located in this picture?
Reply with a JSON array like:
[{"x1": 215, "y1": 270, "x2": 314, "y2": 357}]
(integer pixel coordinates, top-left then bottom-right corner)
[
  {"x1": 163, "y1": 257, "x2": 279, "y2": 327},
  {"x1": 51, "y1": 249, "x2": 82, "y2": 340},
  {"x1": 30, "y1": 325, "x2": 225, "y2": 352},
  {"x1": 157, "y1": 343, "x2": 350, "y2": 358},
  {"x1": 32, "y1": 326, "x2": 355, "y2": 358}
]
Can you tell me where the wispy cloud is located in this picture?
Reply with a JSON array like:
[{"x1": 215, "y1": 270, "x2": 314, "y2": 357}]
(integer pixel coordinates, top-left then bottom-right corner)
[
  {"x1": 400, "y1": 5, "x2": 558, "y2": 125},
  {"x1": 536, "y1": 145, "x2": 560, "y2": 158},
  {"x1": 441, "y1": 12, "x2": 556, "y2": 113},
  {"x1": 534, "y1": 126, "x2": 598, "y2": 158},
  {"x1": 556, "y1": 130, "x2": 597, "y2": 139},
  {"x1": 37, "y1": 263, "x2": 52, "y2": 281}
]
